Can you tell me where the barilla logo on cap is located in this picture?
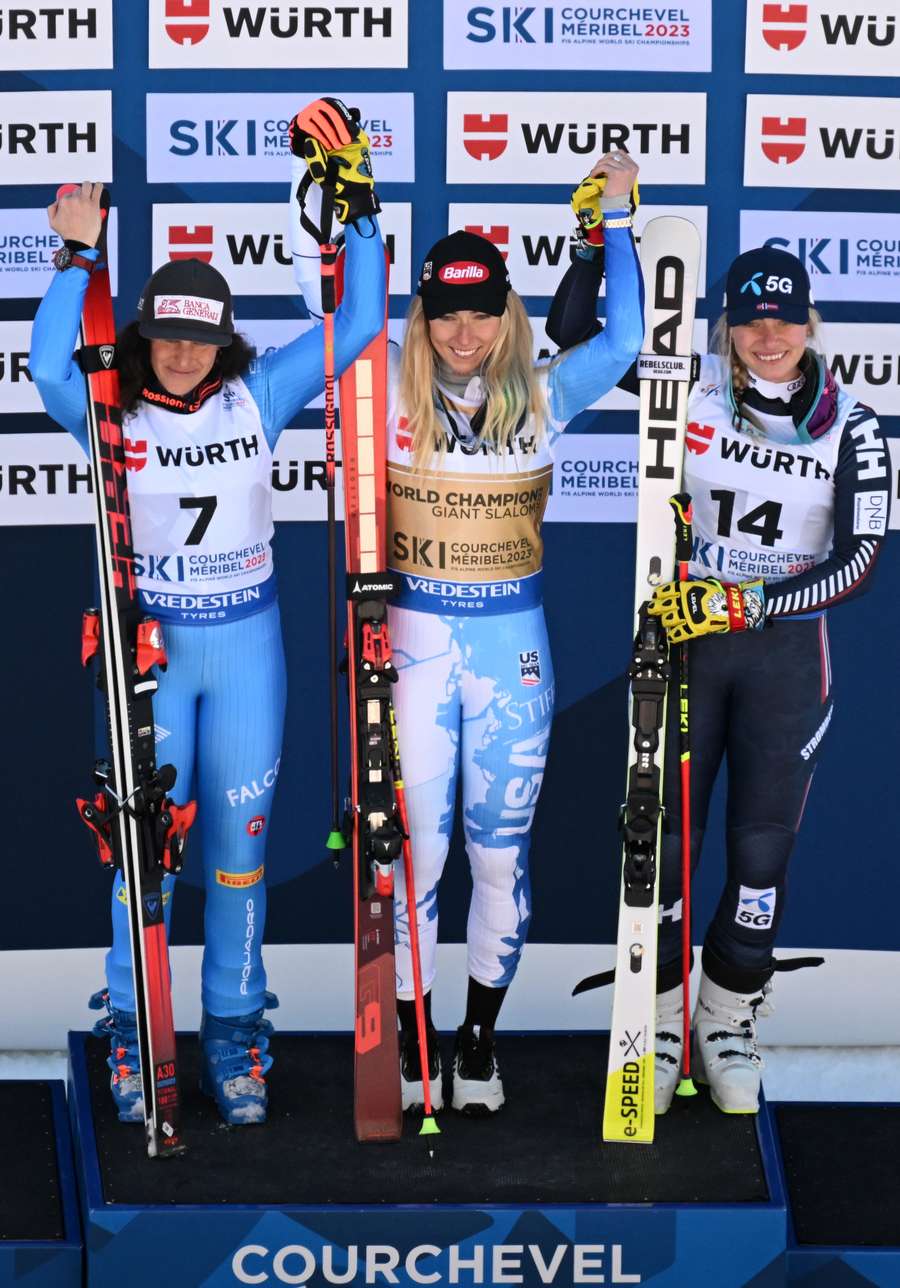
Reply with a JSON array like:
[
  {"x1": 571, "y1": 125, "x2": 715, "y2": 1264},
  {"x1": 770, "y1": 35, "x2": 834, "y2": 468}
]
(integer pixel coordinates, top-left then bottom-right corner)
[
  {"x1": 155, "y1": 294, "x2": 224, "y2": 324},
  {"x1": 438, "y1": 261, "x2": 489, "y2": 284}
]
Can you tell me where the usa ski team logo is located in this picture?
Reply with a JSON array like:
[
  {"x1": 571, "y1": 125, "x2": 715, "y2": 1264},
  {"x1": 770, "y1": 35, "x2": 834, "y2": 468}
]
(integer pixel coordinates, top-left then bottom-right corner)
[
  {"x1": 686, "y1": 422, "x2": 714, "y2": 455},
  {"x1": 519, "y1": 649, "x2": 541, "y2": 686}
]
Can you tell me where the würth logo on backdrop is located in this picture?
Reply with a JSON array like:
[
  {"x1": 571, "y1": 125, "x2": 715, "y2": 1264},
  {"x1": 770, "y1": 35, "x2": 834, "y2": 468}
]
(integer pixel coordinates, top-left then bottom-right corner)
[
  {"x1": 761, "y1": 115, "x2": 806, "y2": 163},
  {"x1": 0, "y1": 7, "x2": 100, "y2": 39},
  {"x1": 168, "y1": 224, "x2": 213, "y2": 262},
  {"x1": 464, "y1": 225, "x2": 510, "y2": 259},
  {"x1": 164, "y1": 0, "x2": 210, "y2": 45},
  {"x1": 463, "y1": 113, "x2": 508, "y2": 160},
  {"x1": 761, "y1": 3, "x2": 807, "y2": 51}
]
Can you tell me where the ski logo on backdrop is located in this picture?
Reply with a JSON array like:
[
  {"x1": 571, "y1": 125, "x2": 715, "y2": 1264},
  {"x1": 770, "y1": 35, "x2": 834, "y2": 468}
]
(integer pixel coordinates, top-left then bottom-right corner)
[
  {"x1": 164, "y1": 0, "x2": 211, "y2": 46},
  {"x1": 736, "y1": 885, "x2": 776, "y2": 929},
  {"x1": 686, "y1": 422, "x2": 714, "y2": 455},
  {"x1": 761, "y1": 115, "x2": 807, "y2": 164},
  {"x1": 463, "y1": 112, "x2": 508, "y2": 160},
  {"x1": 519, "y1": 648, "x2": 541, "y2": 686},
  {"x1": 761, "y1": 3, "x2": 808, "y2": 52},
  {"x1": 246, "y1": 815, "x2": 265, "y2": 837}
]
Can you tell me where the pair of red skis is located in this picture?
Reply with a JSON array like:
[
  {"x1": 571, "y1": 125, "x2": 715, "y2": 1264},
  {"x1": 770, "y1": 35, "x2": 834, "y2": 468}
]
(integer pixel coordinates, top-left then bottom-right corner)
[{"x1": 73, "y1": 184, "x2": 431, "y2": 1156}]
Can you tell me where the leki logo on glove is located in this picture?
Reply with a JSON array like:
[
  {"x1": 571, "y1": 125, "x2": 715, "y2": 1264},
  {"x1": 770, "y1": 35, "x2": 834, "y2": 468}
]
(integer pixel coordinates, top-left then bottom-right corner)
[
  {"x1": 438, "y1": 261, "x2": 489, "y2": 283},
  {"x1": 155, "y1": 294, "x2": 224, "y2": 324}
]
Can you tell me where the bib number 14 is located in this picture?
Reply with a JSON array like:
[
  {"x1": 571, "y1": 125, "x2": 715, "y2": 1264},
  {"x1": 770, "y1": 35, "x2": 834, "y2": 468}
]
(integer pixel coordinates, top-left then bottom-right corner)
[{"x1": 710, "y1": 489, "x2": 784, "y2": 548}]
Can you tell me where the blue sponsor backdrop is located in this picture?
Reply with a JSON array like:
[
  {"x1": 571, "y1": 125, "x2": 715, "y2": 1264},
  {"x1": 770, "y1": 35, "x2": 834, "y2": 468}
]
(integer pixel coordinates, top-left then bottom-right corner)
[{"x1": 0, "y1": 1, "x2": 897, "y2": 978}]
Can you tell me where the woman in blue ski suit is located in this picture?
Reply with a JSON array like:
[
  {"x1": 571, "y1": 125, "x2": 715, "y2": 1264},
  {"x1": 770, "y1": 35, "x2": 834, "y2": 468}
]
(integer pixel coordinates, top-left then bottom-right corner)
[
  {"x1": 292, "y1": 150, "x2": 644, "y2": 1116},
  {"x1": 29, "y1": 103, "x2": 384, "y2": 1126}
]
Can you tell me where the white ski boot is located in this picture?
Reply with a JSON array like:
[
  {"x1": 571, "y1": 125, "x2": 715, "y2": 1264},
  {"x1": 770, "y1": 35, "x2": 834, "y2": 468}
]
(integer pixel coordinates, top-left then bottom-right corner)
[
  {"x1": 654, "y1": 984, "x2": 684, "y2": 1115},
  {"x1": 693, "y1": 972, "x2": 773, "y2": 1114}
]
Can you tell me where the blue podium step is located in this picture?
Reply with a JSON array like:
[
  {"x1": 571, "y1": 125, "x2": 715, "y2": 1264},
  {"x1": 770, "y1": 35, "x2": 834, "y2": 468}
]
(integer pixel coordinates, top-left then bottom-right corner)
[
  {"x1": 68, "y1": 1029, "x2": 787, "y2": 1287},
  {"x1": 775, "y1": 1102, "x2": 900, "y2": 1288},
  {"x1": 0, "y1": 1079, "x2": 81, "y2": 1287}
]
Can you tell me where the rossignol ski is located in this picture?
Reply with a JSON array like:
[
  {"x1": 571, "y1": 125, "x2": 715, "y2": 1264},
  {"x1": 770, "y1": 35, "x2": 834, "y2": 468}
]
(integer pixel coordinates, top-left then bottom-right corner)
[
  {"x1": 70, "y1": 187, "x2": 196, "y2": 1158},
  {"x1": 335, "y1": 263, "x2": 406, "y2": 1143},
  {"x1": 595, "y1": 216, "x2": 700, "y2": 1144}
]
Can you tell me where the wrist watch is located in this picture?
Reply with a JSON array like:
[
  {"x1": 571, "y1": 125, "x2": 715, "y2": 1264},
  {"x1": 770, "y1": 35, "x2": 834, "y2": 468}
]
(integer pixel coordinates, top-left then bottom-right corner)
[{"x1": 52, "y1": 245, "x2": 96, "y2": 272}]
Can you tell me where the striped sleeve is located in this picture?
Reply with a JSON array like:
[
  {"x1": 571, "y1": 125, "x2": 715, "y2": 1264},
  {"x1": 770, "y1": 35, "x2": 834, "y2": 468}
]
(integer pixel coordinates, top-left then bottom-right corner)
[{"x1": 765, "y1": 404, "x2": 890, "y2": 618}]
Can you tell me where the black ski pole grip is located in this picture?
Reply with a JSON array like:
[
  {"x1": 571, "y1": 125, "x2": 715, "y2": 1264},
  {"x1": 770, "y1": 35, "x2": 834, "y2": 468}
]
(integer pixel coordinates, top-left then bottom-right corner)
[{"x1": 669, "y1": 493, "x2": 693, "y2": 569}]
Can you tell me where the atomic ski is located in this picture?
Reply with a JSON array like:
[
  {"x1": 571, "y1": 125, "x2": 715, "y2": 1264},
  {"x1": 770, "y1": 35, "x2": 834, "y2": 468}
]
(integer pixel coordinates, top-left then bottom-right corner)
[
  {"x1": 335, "y1": 260, "x2": 405, "y2": 1143},
  {"x1": 602, "y1": 216, "x2": 700, "y2": 1144},
  {"x1": 70, "y1": 187, "x2": 195, "y2": 1157}
]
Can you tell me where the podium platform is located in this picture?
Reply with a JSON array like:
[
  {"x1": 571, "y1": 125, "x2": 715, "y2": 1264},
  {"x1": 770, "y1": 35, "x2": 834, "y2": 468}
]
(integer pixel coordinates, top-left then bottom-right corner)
[
  {"x1": 0, "y1": 1080, "x2": 82, "y2": 1287},
  {"x1": 68, "y1": 1029, "x2": 787, "y2": 1287},
  {"x1": 775, "y1": 1103, "x2": 900, "y2": 1287}
]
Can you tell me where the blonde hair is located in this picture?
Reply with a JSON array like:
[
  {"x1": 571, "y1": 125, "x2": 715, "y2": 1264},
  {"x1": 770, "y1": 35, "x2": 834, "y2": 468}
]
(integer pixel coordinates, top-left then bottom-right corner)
[
  {"x1": 399, "y1": 292, "x2": 545, "y2": 467},
  {"x1": 709, "y1": 307, "x2": 824, "y2": 403}
]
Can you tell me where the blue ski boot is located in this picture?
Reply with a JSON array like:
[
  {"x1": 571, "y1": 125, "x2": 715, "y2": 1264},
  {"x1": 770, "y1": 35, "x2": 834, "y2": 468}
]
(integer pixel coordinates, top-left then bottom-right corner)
[
  {"x1": 199, "y1": 993, "x2": 278, "y2": 1125},
  {"x1": 89, "y1": 989, "x2": 144, "y2": 1123}
]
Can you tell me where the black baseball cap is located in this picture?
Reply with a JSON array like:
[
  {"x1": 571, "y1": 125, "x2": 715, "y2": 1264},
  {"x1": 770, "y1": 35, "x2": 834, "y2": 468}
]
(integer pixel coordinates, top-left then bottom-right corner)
[
  {"x1": 726, "y1": 246, "x2": 811, "y2": 327},
  {"x1": 138, "y1": 258, "x2": 234, "y2": 346},
  {"x1": 417, "y1": 231, "x2": 510, "y2": 320}
]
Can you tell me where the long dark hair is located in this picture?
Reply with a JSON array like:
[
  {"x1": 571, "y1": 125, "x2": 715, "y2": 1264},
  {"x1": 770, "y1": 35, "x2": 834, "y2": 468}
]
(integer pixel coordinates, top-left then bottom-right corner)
[{"x1": 116, "y1": 321, "x2": 257, "y2": 415}]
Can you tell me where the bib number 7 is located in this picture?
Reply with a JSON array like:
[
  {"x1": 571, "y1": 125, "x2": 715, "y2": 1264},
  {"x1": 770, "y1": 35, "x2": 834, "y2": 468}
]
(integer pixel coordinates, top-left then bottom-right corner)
[{"x1": 179, "y1": 495, "x2": 218, "y2": 545}]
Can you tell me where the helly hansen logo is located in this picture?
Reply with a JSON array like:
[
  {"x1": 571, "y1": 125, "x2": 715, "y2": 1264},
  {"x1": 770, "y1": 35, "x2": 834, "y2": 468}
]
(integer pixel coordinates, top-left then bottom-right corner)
[{"x1": 847, "y1": 415, "x2": 887, "y2": 481}]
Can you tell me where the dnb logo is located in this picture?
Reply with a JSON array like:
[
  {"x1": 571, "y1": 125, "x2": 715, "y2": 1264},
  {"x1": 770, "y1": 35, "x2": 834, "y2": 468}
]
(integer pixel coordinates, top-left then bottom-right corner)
[
  {"x1": 164, "y1": 0, "x2": 210, "y2": 46},
  {"x1": 463, "y1": 224, "x2": 509, "y2": 259},
  {"x1": 761, "y1": 3, "x2": 808, "y2": 52},
  {"x1": 168, "y1": 223, "x2": 213, "y2": 263},
  {"x1": 463, "y1": 113, "x2": 508, "y2": 161},
  {"x1": 761, "y1": 115, "x2": 806, "y2": 164},
  {"x1": 686, "y1": 422, "x2": 714, "y2": 455}
]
